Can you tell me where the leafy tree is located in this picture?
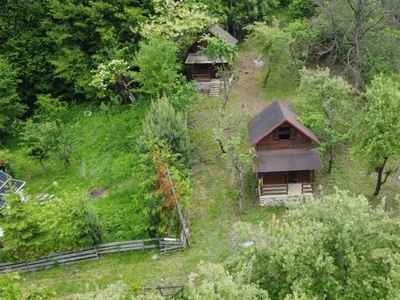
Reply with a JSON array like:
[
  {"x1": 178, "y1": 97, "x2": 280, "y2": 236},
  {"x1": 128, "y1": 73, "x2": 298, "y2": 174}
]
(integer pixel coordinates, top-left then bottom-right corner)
[
  {"x1": 288, "y1": 0, "x2": 318, "y2": 19},
  {"x1": 1, "y1": 191, "x2": 42, "y2": 261},
  {"x1": 138, "y1": 0, "x2": 217, "y2": 48},
  {"x1": 132, "y1": 36, "x2": 185, "y2": 98},
  {"x1": 34, "y1": 94, "x2": 67, "y2": 121},
  {"x1": 295, "y1": 67, "x2": 355, "y2": 173},
  {"x1": 133, "y1": 145, "x2": 192, "y2": 238},
  {"x1": 247, "y1": 189, "x2": 400, "y2": 299},
  {"x1": 200, "y1": 34, "x2": 238, "y2": 110},
  {"x1": 310, "y1": 0, "x2": 400, "y2": 90},
  {"x1": 186, "y1": 261, "x2": 269, "y2": 299},
  {"x1": 224, "y1": 0, "x2": 280, "y2": 39},
  {"x1": 352, "y1": 74, "x2": 400, "y2": 196},
  {"x1": 45, "y1": 0, "x2": 147, "y2": 98},
  {"x1": 0, "y1": 56, "x2": 26, "y2": 140},
  {"x1": 245, "y1": 20, "x2": 309, "y2": 87},
  {"x1": 0, "y1": 0, "x2": 55, "y2": 106},
  {"x1": 41, "y1": 191, "x2": 103, "y2": 252},
  {"x1": 19, "y1": 119, "x2": 75, "y2": 171},
  {"x1": 139, "y1": 96, "x2": 194, "y2": 166},
  {"x1": 90, "y1": 59, "x2": 135, "y2": 104},
  {"x1": 213, "y1": 112, "x2": 254, "y2": 212}
]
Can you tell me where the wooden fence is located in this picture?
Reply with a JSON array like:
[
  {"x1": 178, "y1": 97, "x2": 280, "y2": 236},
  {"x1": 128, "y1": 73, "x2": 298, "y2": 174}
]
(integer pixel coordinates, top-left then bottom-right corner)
[
  {"x1": 259, "y1": 184, "x2": 289, "y2": 196},
  {"x1": 0, "y1": 237, "x2": 186, "y2": 274}
]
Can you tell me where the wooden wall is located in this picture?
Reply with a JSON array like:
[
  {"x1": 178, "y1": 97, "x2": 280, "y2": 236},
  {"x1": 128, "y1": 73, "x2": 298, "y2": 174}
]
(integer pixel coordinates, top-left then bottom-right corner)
[
  {"x1": 256, "y1": 124, "x2": 312, "y2": 151},
  {"x1": 261, "y1": 171, "x2": 312, "y2": 184}
]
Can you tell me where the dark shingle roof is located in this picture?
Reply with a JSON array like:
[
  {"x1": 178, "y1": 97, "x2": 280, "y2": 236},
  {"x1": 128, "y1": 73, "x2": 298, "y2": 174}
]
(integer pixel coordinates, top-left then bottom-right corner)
[
  {"x1": 253, "y1": 149, "x2": 323, "y2": 172},
  {"x1": 207, "y1": 24, "x2": 238, "y2": 45},
  {"x1": 248, "y1": 100, "x2": 320, "y2": 146}
]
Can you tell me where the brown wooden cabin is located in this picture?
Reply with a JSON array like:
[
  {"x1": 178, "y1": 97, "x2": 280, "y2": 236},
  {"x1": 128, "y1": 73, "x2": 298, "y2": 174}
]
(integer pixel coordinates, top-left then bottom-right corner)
[
  {"x1": 247, "y1": 100, "x2": 322, "y2": 205},
  {"x1": 185, "y1": 24, "x2": 238, "y2": 82}
]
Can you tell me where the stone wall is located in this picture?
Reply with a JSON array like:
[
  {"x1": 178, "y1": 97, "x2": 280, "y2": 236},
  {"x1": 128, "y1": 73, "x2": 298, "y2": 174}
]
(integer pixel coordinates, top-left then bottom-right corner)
[
  {"x1": 260, "y1": 194, "x2": 313, "y2": 207},
  {"x1": 195, "y1": 82, "x2": 211, "y2": 91}
]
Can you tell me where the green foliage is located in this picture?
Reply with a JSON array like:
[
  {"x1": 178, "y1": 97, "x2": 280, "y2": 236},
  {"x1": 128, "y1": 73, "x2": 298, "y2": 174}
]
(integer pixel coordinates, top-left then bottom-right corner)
[
  {"x1": 45, "y1": 0, "x2": 146, "y2": 98},
  {"x1": 0, "y1": 56, "x2": 26, "y2": 138},
  {"x1": 138, "y1": 0, "x2": 217, "y2": 48},
  {"x1": 19, "y1": 120, "x2": 75, "y2": 171},
  {"x1": 1, "y1": 192, "x2": 43, "y2": 262},
  {"x1": 352, "y1": 73, "x2": 400, "y2": 195},
  {"x1": 248, "y1": 189, "x2": 400, "y2": 299},
  {"x1": 186, "y1": 261, "x2": 269, "y2": 299},
  {"x1": 132, "y1": 145, "x2": 192, "y2": 237},
  {"x1": 200, "y1": 35, "x2": 237, "y2": 67},
  {"x1": 34, "y1": 94, "x2": 68, "y2": 121},
  {"x1": 40, "y1": 190, "x2": 103, "y2": 252},
  {"x1": 288, "y1": 0, "x2": 317, "y2": 19},
  {"x1": 295, "y1": 67, "x2": 355, "y2": 172},
  {"x1": 133, "y1": 36, "x2": 184, "y2": 97},
  {"x1": 0, "y1": 272, "x2": 54, "y2": 300},
  {"x1": 139, "y1": 96, "x2": 194, "y2": 166}
]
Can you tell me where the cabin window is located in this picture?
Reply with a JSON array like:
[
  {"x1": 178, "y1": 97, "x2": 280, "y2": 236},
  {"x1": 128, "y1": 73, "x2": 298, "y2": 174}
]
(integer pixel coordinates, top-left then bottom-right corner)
[{"x1": 273, "y1": 126, "x2": 296, "y2": 140}]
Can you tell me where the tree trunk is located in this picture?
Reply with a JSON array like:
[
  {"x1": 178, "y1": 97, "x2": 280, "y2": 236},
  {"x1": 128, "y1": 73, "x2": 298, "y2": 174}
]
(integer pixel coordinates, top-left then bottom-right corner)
[
  {"x1": 262, "y1": 67, "x2": 272, "y2": 87},
  {"x1": 238, "y1": 171, "x2": 244, "y2": 212},
  {"x1": 373, "y1": 157, "x2": 388, "y2": 196},
  {"x1": 328, "y1": 144, "x2": 333, "y2": 174}
]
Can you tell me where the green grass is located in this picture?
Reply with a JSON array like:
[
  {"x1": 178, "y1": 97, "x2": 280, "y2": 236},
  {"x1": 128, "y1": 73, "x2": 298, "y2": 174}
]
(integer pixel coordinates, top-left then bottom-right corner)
[{"x1": 4, "y1": 51, "x2": 400, "y2": 297}]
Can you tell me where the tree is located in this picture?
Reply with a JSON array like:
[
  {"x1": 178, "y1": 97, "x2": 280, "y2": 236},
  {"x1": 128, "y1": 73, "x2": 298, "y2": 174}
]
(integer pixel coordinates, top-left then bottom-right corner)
[
  {"x1": 137, "y1": 0, "x2": 217, "y2": 48},
  {"x1": 133, "y1": 36, "x2": 185, "y2": 97},
  {"x1": 41, "y1": 191, "x2": 103, "y2": 252},
  {"x1": 247, "y1": 189, "x2": 400, "y2": 298},
  {"x1": 199, "y1": 34, "x2": 238, "y2": 110},
  {"x1": 245, "y1": 20, "x2": 309, "y2": 87},
  {"x1": 0, "y1": 56, "x2": 26, "y2": 140},
  {"x1": 352, "y1": 74, "x2": 400, "y2": 196},
  {"x1": 139, "y1": 96, "x2": 194, "y2": 166},
  {"x1": 186, "y1": 261, "x2": 269, "y2": 299},
  {"x1": 310, "y1": 0, "x2": 400, "y2": 90},
  {"x1": 213, "y1": 112, "x2": 254, "y2": 212},
  {"x1": 295, "y1": 67, "x2": 355, "y2": 173},
  {"x1": 1, "y1": 191, "x2": 42, "y2": 261},
  {"x1": 45, "y1": 0, "x2": 147, "y2": 99}
]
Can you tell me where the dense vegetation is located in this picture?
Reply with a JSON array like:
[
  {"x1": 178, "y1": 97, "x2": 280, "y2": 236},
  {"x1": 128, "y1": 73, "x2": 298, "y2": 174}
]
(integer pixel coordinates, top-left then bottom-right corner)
[{"x1": 1, "y1": 0, "x2": 400, "y2": 298}]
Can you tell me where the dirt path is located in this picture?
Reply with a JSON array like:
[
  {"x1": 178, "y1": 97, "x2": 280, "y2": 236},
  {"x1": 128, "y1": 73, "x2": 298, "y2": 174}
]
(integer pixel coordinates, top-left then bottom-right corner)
[{"x1": 229, "y1": 54, "x2": 268, "y2": 116}]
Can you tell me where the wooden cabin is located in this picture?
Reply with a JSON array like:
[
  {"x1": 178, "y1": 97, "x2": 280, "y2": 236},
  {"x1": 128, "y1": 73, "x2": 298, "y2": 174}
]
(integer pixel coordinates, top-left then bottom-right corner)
[
  {"x1": 185, "y1": 24, "x2": 237, "y2": 92},
  {"x1": 247, "y1": 100, "x2": 322, "y2": 206}
]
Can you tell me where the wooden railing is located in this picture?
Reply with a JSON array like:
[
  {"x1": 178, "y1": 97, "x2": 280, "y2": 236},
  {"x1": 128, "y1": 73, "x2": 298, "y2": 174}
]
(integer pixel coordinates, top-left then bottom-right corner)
[
  {"x1": 301, "y1": 182, "x2": 314, "y2": 194},
  {"x1": 259, "y1": 184, "x2": 288, "y2": 196},
  {"x1": 0, "y1": 237, "x2": 186, "y2": 274}
]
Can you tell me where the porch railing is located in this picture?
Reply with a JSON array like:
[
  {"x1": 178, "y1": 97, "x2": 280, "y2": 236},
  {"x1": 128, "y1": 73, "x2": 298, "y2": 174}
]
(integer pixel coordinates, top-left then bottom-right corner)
[
  {"x1": 259, "y1": 184, "x2": 288, "y2": 197},
  {"x1": 259, "y1": 182, "x2": 314, "y2": 197}
]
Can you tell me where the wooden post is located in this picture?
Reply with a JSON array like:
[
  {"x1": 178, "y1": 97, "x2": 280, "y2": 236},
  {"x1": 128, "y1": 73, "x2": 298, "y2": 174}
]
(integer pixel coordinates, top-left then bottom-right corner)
[{"x1": 166, "y1": 167, "x2": 189, "y2": 246}]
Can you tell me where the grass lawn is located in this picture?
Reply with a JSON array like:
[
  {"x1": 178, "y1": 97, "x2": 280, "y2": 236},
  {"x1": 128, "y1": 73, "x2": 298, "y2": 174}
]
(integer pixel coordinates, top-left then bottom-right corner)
[{"x1": 6, "y1": 51, "x2": 400, "y2": 298}]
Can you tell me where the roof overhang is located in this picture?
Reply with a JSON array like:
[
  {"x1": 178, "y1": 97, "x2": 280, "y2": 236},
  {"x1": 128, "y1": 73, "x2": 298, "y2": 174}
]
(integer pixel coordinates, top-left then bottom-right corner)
[
  {"x1": 253, "y1": 149, "x2": 323, "y2": 173},
  {"x1": 185, "y1": 53, "x2": 227, "y2": 64}
]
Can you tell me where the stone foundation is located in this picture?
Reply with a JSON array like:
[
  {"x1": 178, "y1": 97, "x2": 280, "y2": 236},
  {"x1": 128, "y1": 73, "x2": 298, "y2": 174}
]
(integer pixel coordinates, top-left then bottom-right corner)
[
  {"x1": 260, "y1": 194, "x2": 313, "y2": 207},
  {"x1": 195, "y1": 82, "x2": 211, "y2": 92}
]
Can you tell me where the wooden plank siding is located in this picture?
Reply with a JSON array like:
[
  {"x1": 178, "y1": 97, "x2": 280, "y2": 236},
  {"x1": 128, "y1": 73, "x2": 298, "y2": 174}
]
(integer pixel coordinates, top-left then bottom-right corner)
[
  {"x1": 256, "y1": 124, "x2": 312, "y2": 151},
  {"x1": 261, "y1": 171, "x2": 312, "y2": 185}
]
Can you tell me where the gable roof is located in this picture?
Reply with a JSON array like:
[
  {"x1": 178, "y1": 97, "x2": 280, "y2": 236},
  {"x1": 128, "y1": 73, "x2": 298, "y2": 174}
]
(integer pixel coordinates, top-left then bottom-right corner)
[
  {"x1": 248, "y1": 100, "x2": 320, "y2": 146},
  {"x1": 207, "y1": 24, "x2": 238, "y2": 45},
  {"x1": 0, "y1": 171, "x2": 25, "y2": 209}
]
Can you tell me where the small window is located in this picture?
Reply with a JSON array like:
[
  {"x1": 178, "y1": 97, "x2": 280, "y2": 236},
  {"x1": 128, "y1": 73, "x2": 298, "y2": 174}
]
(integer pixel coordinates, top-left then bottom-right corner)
[{"x1": 273, "y1": 126, "x2": 296, "y2": 140}]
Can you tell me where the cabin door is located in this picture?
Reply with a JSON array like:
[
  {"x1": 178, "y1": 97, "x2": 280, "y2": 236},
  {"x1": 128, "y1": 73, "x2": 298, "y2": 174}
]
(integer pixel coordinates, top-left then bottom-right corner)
[{"x1": 287, "y1": 171, "x2": 297, "y2": 183}]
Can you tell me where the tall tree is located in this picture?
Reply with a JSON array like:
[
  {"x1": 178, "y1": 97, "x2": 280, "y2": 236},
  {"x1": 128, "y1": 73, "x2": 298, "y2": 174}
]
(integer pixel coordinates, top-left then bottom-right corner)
[
  {"x1": 310, "y1": 0, "x2": 400, "y2": 90},
  {"x1": 352, "y1": 74, "x2": 400, "y2": 196},
  {"x1": 133, "y1": 36, "x2": 183, "y2": 97},
  {"x1": 248, "y1": 189, "x2": 400, "y2": 298},
  {"x1": 199, "y1": 34, "x2": 237, "y2": 110},
  {"x1": 138, "y1": 96, "x2": 194, "y2": 167},
  {"x1": 45, "y1": 0, "x2": 147, "y2": 99},
  {"x1": 0, "y1": 57, "x2": 26, "y2": 140},
  {"x1": 295, "y1": 67, "x2": 355, "y2": 173},
  {"x1": 138, "y1": 0, "x2": 217, "y2": 48}
]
